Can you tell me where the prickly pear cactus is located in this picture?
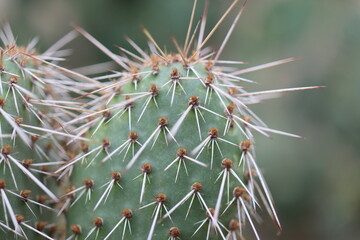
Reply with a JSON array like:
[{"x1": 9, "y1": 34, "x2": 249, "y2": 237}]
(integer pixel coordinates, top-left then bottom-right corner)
[
  {"x1": 57, "y1": 1, "x2": 321, "y2": 239},
  {"x1": 0, "y1": 2, "x2": 323, "y2": 240},
  {"x1": 49, "y1": 0, "x2": 322, "y2": 240},
  {"x1": 0, "y1": 24, "x2": 78, "y2": 239}
]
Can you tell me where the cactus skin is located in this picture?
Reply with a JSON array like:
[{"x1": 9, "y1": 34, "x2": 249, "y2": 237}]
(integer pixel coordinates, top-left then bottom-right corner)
[{"x1": 66, "y1": 60, "x2": 247, "y2": 239}]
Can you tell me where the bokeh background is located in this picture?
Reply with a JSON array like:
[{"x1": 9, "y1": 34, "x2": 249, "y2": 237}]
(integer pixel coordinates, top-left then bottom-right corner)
[{"x1": 1, "y1": 0, "x2": 359, "y2": 239}]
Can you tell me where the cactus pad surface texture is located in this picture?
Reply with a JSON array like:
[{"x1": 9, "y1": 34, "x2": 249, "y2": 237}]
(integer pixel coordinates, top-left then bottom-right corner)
[{"x1": 68, "y1": 60, "x2": 251, "y2": 240}]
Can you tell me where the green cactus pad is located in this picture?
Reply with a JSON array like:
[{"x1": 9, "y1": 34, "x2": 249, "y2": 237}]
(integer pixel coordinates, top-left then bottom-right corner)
[
  {"x1": 66, "y1": 59, "x2": 251, "y2": 239},
  {"x1": 60, "y1": 1, "x2": 321, "y2": 239}
]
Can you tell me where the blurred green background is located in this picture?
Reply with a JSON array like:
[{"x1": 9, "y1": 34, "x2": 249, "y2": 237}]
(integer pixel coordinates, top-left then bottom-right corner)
[{"x1": 1, "y1": 0, "x2": 359, "y2": 239}]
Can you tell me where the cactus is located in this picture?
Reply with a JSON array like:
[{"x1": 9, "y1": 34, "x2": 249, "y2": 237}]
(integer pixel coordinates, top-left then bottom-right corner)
[
  {"x1": 0, "y1": 1, "x2": 323, "y2": 240},
  {"x1": 55, "y1": 1, "x2": 322, "y2": 240},
  {"x1": 0, "y1": 23, "x2": 79, "y2": 239}
]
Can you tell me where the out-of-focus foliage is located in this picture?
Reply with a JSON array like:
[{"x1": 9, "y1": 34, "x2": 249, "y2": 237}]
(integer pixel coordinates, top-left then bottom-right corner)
[{"x1": 1, "y1": 0, "x2": 359, "y2": 239}]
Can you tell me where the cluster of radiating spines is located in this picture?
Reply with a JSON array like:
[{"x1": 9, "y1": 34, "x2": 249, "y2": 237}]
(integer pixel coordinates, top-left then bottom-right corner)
[
  {"x1": 0, "y1": 23, "x2": 84, "y2": 239},
  {"x1": 48, "y1": 1, "x2": 324, "y2": 239}
]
